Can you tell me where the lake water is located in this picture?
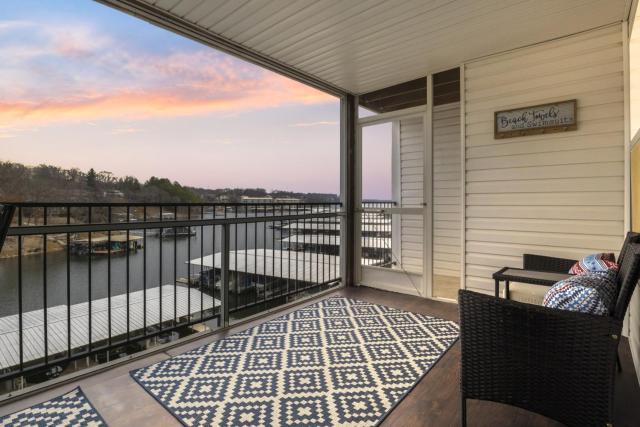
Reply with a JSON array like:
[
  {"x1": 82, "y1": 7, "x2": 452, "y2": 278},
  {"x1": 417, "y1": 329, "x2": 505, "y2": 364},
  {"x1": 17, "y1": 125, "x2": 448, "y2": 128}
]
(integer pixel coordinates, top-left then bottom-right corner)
[{"x1": 0, "y1": 217, "x2": 282, "y2": 317}]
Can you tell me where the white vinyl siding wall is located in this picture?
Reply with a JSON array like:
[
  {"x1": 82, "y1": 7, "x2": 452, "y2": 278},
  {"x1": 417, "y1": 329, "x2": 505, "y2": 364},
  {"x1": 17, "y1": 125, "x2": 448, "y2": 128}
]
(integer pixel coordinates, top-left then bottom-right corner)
[
  {"x1": 433, "y1": 102, "x2": 462, "y2": 294},
  {"x1": 463, "y1": 25, "x2": 625, "y2": 294},
  {"x1": 399, "y1": 116, "x2": 425, "y2": 274}
]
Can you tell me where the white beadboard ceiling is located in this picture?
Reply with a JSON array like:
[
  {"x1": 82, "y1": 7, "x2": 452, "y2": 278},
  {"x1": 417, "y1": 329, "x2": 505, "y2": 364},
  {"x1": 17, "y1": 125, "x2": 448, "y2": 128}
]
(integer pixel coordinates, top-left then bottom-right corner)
[{"x1": 116, "y1": 0, "x2": 628, "y2": 94}]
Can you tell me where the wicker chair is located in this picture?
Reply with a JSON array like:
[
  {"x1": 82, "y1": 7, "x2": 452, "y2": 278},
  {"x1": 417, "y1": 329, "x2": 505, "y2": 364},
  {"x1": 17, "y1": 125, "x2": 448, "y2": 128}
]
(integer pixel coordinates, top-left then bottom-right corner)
[
  {"x1": 459, "y1": 241, "x2": 640, "y2": 427},
  {"x1": 0, "y1": 204, "x2": 15, "y2": 253},
  {"x1": 523, "y1": 231, "x2": 640, "y2": 275}
]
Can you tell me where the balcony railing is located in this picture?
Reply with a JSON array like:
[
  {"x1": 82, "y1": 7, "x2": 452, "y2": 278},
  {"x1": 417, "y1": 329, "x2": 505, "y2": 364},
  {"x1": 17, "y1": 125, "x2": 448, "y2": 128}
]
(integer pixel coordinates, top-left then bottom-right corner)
[
  {"x1": 0, "y1": 202, "x2": 341, "y2": 388},
  {"x1": 277, "y1": 201, "x2": 394, "y2": 267},
  {"x1": 361, "y1": 200, "x2": 394, "y2": 267}
]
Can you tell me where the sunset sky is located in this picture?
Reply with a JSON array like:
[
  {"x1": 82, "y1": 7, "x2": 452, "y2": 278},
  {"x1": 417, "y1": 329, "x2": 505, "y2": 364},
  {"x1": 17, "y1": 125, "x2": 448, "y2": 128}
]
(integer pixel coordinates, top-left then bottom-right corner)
[{"x1": 0, "y1": 0, "x2": 391, "y2": 199}]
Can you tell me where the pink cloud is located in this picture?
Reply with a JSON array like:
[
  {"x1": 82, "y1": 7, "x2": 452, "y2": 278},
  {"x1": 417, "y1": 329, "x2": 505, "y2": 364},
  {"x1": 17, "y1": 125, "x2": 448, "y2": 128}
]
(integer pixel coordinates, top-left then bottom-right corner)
[
  {"x1": 0, "y1": 23, "x2": 334, "y2": 127},
  {"x1": 0, "y1": 77, "x2": 332, "y2": 125}
]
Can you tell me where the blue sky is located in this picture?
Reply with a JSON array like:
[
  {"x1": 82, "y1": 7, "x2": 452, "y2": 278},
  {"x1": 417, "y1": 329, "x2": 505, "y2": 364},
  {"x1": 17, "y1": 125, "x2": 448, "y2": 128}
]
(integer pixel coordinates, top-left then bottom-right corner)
[{"x1": 0, "y1": 0, "x2": 390, "y2": 198}]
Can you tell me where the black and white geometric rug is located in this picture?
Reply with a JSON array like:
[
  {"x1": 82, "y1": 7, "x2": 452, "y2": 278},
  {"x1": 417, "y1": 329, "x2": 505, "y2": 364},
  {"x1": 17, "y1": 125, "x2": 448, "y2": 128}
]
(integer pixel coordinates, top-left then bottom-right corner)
[
  {"x1": 131, "y1": 297, "x2": 459, "y2": 426},
  {"x1": 0, "y1": 387, "x2": 106, "y2": 426}
]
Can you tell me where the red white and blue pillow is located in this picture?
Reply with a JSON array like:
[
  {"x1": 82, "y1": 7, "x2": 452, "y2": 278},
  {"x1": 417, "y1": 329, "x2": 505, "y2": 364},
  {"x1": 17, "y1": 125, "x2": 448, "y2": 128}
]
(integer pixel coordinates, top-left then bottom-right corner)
[
  {"x1": 543, "y1": 269, "x2": 617, "y2": 315},
  {"x1": 568, "y1": 253, "x2": 617, "y2": 275}
]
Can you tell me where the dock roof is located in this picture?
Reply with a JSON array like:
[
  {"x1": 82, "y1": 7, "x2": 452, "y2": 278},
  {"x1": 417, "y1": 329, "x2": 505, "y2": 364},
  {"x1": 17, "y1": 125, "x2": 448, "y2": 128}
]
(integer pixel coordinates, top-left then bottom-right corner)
[
  {"x1": 188, "y1": 249, "x2": 381, "y2": 280},
  {"x1": 0, "y1": 285, "x2": 218, "y2": 370},
  {"x1": 283, "y1": 222, "x2": 389, "y2": 232},
  {"x1": 281, "y1": 234, "x2": 391, "y2": 249}
]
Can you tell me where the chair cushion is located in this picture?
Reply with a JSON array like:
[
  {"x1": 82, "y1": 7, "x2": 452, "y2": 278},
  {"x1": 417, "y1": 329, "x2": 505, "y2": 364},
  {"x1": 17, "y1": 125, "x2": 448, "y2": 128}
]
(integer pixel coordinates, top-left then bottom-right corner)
[
  {"x1": 508, "y1": 282, "x2": 548, "y2": 305},
  {"x1": 542, "y1": 269, "x2": 618, "y2": 315},
  {"x1": 568, "y1": 253, "x2": 617, "y2": 275}
]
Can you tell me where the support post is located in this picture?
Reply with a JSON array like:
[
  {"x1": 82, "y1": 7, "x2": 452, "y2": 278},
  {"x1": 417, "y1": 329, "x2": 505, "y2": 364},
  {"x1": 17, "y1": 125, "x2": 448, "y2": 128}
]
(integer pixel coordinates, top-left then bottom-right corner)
[{"x1": 341, "y1": 94, "x2": 357, "y2": 287}]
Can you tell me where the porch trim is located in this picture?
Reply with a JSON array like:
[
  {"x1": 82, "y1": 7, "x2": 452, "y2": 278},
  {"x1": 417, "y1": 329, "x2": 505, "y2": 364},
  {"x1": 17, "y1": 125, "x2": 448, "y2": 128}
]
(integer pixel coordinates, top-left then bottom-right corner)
[
  {"x1": 425, "y1": 74, "x2": 434, "y2": 297},
  {"x1": 625, "y1": 21, "x2": 632, "y2": 234},
  {"x1": 358, "y1": 105, "x2": 426, "y2": 126},
  {"x1": 459, "y1": 64, "x2": 467, "y2": 291}
]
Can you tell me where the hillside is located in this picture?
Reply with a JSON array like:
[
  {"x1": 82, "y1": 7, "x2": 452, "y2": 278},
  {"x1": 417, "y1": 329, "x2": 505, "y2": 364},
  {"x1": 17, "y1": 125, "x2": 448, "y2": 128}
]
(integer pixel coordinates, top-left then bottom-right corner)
[{"x1": 0, "y1": 161, "x2": 339, "y2": 204}]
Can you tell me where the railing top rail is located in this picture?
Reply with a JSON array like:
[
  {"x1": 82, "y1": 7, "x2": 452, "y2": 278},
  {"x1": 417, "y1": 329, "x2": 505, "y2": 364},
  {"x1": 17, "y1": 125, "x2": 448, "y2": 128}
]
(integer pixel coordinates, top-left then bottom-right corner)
[
  {"x1": 7, "y1": 211, "x2": 342, "y2": 236},
  {"x1": 4, "y1": 201, "x2": 342, "y2": 208}
]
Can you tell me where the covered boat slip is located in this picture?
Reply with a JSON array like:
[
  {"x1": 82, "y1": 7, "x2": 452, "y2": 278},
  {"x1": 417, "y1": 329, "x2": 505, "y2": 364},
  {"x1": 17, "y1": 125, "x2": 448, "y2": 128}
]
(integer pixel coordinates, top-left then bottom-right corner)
[
  {"x1": 0, "y1": 286, "x2": 219, "y2": 371},
  {"x1": 187, "y1": 249, "x2": 349, "y2": 285},
  {"x1": 280, "y1": 234, "x2": 390, "y2": 249},
  {"x1": 282, "y1": 222, "x2": 388, "y2": 232}
]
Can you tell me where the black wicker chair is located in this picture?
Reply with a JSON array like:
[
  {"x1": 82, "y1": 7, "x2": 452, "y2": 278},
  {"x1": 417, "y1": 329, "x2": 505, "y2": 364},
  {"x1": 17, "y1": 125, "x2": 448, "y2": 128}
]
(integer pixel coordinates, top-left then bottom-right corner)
[
  {"x1": 522, "y1": 232, "x2": 640, "y2": 275},
  {"x1": 0, "y1": 204, "x2": 15, "y2": 253},
  {"x1": 459, "y1": 241, "x2": 640, "y2": 427}
]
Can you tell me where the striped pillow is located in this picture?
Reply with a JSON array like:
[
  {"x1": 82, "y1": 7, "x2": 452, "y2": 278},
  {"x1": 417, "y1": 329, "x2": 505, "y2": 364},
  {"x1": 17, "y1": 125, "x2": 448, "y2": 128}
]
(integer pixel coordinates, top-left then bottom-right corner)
[
  {"x1": 543, "y1": 269, "x2": 617, "y2": 315},
  {"x1": 568, "y1": 253, "x2": 617, "y2": 275}
]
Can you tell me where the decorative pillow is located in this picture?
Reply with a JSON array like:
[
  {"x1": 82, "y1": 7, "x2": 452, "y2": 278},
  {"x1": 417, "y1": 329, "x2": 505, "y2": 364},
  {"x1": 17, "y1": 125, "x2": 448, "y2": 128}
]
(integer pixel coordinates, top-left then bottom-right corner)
[
  {"x1": 542, "y1": 269, "x2": 617, "y2": 315},
  {"x1": 568, "y1": 253, "x2": 617, "y2": 275}
]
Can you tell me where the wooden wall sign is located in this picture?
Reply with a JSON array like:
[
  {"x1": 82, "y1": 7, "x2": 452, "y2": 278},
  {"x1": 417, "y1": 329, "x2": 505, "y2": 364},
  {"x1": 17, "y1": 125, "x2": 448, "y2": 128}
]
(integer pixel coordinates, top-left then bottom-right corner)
[{"x1": 494, "y1": 99, "x2": 577, "y2": 139}]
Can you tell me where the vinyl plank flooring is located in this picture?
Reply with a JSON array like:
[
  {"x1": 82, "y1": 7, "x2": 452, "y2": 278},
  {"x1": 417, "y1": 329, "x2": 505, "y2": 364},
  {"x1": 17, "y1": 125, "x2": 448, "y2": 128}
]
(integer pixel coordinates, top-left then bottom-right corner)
[{"x1": 0, "y1": 286, "x2": 638, "y2": 427}]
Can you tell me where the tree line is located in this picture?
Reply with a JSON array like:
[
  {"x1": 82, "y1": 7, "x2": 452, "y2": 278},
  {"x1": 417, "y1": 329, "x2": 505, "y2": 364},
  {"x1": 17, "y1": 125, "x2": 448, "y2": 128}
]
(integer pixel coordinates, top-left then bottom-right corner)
[{"x1": 0, "y1": 160, "x2": 338, "y2": 203}]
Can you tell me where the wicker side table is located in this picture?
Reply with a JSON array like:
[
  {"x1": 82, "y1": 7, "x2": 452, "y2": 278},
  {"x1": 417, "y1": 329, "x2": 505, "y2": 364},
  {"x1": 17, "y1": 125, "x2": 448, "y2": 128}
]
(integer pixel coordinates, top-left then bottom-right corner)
[{"x1": 492, "y1": 267, "x2": 571, "y2": 299}]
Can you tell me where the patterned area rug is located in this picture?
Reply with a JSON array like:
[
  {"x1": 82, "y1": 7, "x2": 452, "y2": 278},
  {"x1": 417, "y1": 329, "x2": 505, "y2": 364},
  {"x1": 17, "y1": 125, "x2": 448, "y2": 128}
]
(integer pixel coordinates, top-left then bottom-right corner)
[
  {"x1": 131, "y1": 297, "x2": 459, "y2": 426},
  {"x1": 0, "y1": 387, "x2": 106, "y2": 427}
]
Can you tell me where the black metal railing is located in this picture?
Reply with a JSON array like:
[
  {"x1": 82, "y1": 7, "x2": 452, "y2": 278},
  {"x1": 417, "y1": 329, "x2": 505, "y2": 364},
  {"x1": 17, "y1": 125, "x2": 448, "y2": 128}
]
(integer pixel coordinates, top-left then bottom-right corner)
[
  {"x1": 0, "y1": 202, "x2": 341, "y2": 386},
  {"x1": 361, "y1": 201, "x2": 394, "y2": 267}
]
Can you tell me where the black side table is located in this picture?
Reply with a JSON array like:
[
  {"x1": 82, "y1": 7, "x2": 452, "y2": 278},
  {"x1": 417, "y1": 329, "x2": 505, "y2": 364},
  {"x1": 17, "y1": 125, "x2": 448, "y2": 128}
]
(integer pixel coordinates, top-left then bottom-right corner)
[{"x1": 492, "y1": 267, "x2": 571, "y2": 299}]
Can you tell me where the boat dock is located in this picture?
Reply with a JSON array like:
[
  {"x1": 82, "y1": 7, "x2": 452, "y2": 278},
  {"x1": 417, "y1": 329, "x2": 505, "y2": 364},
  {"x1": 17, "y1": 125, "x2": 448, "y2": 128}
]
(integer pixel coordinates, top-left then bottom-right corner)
[
  {"x1": 70, "y1": 234, "x2": 144, "y2": 256},
  {"x1": 0, "y1": 285, "x2": 219, "y2": 370}
]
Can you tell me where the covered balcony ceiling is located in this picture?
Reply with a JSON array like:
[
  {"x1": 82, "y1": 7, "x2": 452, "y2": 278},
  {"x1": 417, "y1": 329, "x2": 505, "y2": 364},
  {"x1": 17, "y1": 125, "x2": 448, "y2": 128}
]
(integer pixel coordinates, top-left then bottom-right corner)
[{"x1": 103, "y1": 0, "x2": 629, "y2": 94}]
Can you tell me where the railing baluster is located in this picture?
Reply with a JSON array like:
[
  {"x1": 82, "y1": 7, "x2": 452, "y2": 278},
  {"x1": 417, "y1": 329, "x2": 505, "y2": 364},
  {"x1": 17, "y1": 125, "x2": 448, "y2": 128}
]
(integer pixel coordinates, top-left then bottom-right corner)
[
  {"x1": 287, "y1": 204, "x2": 291, "y2": 296},
  {"x1": 199, "y1": 206, "x2": 204, "y2": 323},
  {"x1": 159, "y1": 205, "x2": 163, "y2": 331},
  {"x1": 274, "y1": 205, "x2": 278, "y2": 296},
  {"x1": 244, "y1": 205, "x2": 248, "y2": 310},
  {"x1": 143, "y1": 206, "x2": 147, "y2": 334},
  {"x1": 302, "y1": 204, "x2": 306, "y2": 289},
  {"x1": 203, "y1": 206, "x2": 207, "y2": 323},
  {"x1": 66, "y1": 207, "x2": 71, "y2": 358},
  {"x1": 43, "y1": 206, "x2": 48, "y2": 366},
  {"x1": 316, "y1": 204, "x2": 319, "y2": 289},
  {"x1": 18, "y1": 207, "x2": 23, "y2": 372},
  {"x1": 254, "y1": 207, "x2": 257, "y2": 307},
  {"x1": 173, "y1": 205, "x2": 177, "y2": 327},
  {"x1": 221, "y1": 223, "x2": 230, "y2": 327},
  {"x1": 295, "y1": 204, "x2": 299, "y2": 294},
  {"x1": 222, "y1": 205, "x2": 227, "y2": 310},
  {"x1": 212, "y1": 209, "x2": 216, "y2": 323},
  {"x1": 323, "y1": 205, "x2": 326, "y2": 285},
  {"x1": 126, "y1": 206, "x2": 130, "y2": 342},
  {"x1": 234, "y1": 206, "x2": 238, "y2": 310},
  {"x1": 187, "y1": 206, "x2": 191, "y2": 325},
  {"x1": 327, "y1": 205, "x2": 331, "y2": 279},
  {"x1": 263, "y1": 205, "x2": 267, "y2": 304},
  {"x1": 88, "y1": 206, "x2": 92, "y2": 353},
  {"x1": 107, "y1": 206, "x2": 112, "y2": 350},
  {"x1": 279, "y1": 211, "x2": 283, "y2": 299},
  {"x1": 336, "y1": 204, "x2": 339, "y2": 277},
  {"x1": 389, "y1": 202, "x2": 392, "y2": 265}
]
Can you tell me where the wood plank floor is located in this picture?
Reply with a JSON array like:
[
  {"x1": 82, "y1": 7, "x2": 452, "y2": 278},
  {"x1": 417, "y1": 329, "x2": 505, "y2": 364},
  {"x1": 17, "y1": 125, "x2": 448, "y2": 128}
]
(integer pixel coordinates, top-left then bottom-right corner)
[{"x1": 1, "y1": 286, "x2": 638, "y2": 426}]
